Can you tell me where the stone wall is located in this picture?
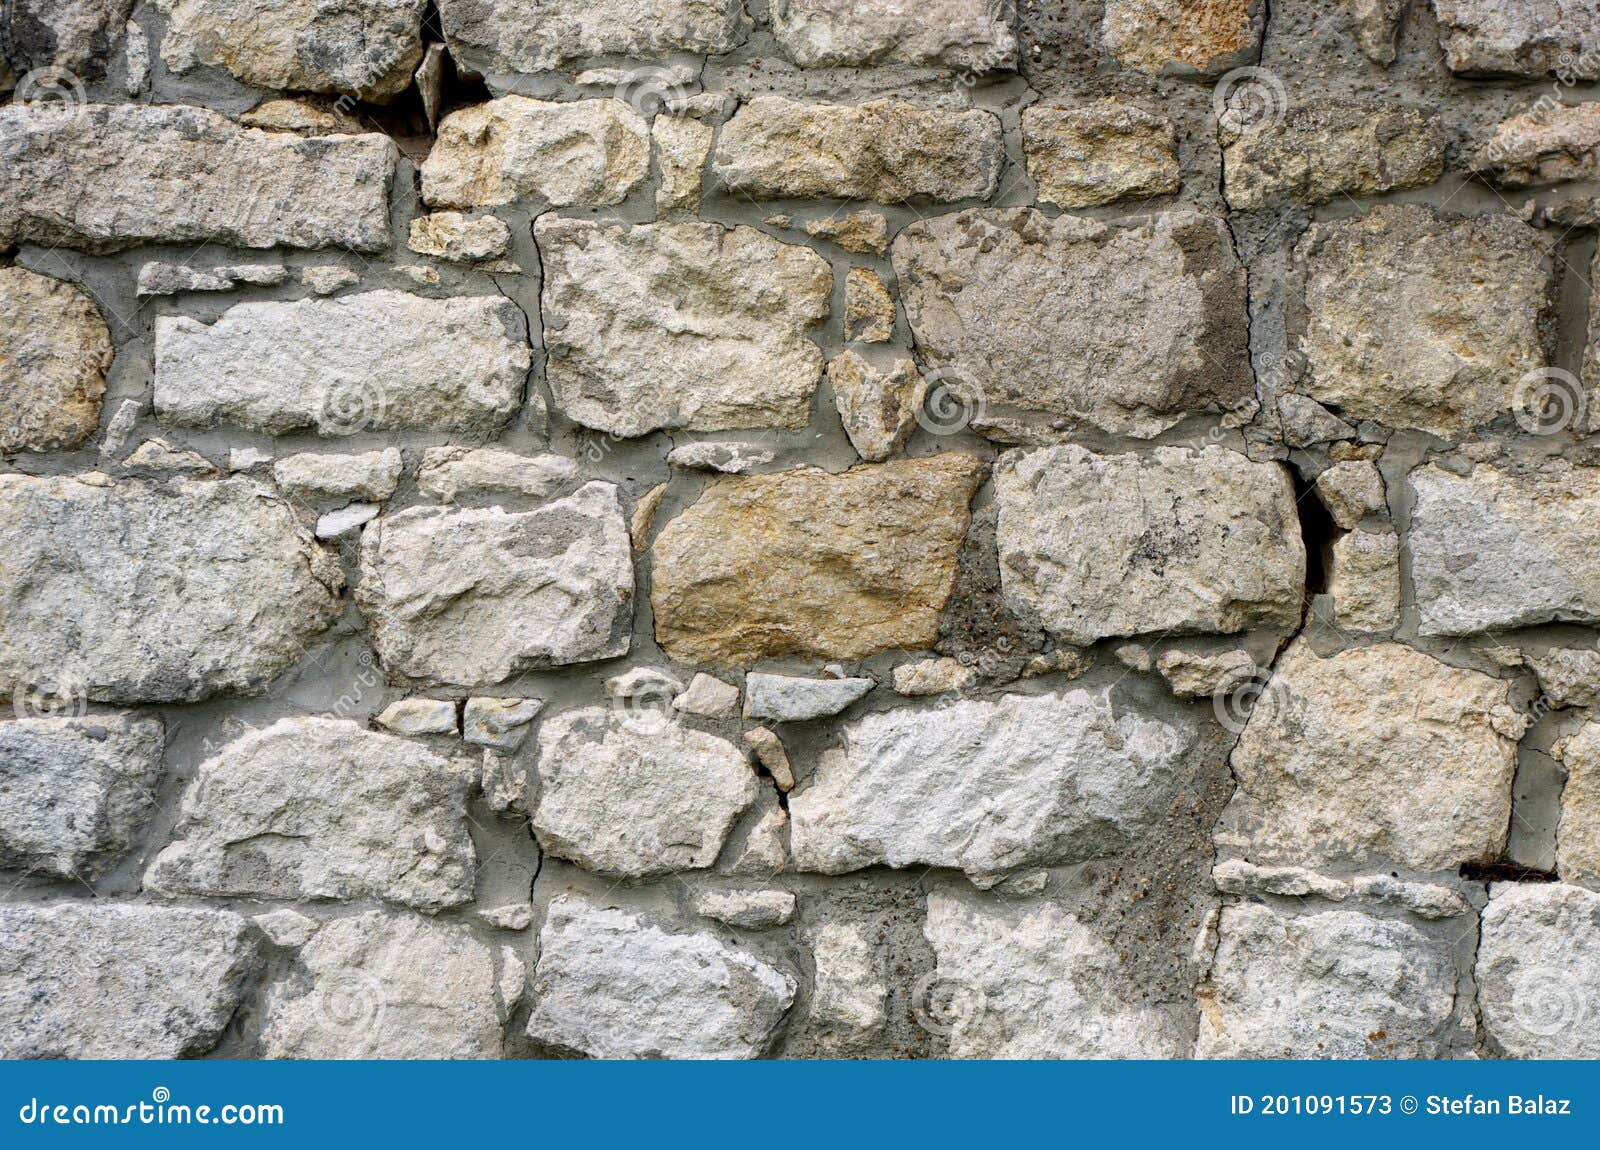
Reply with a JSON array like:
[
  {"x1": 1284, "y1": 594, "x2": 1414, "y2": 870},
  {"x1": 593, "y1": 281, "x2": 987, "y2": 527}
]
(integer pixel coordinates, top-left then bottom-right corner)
[{"x1": 2, "y1": 0, "x2": 1600, "y2": 1059}]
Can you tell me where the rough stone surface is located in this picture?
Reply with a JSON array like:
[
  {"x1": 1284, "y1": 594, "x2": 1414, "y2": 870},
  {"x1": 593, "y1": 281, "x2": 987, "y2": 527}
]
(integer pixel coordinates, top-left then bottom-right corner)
[
  {"x1": 1101, "y1": 0, "x2": 1264, "y2": 77},
  {"x1": 714, "y1": 97, "x2": 1003, "y2": 204},
  {"x1": 805, "y1": 211, "x2": 889, "y2": 254},
  {"x1": 1316, "y1": 461, "x2": 1387, "y2": 529},
  {"x1": 1552, "y1": 720, "x2": 1600, "y2": 882},
  {"x1": 416, "y1": 448, "x2": 579, "y2": 502},
  {"x1": 743, "y1": 674, "x2": 875, "y2": 723},
  {"x1": 807, "y1": 922, "x2": 887, "y2": 1049},
  {"x1": 4, "y1": 0, "x2": 133, "y2": 77},
  {"x1": 526, "y1": 894, "x2": 795, "y2": 1059},
  {"x1": 1433, "y1": 0, "x2": 1600, "y2": 79},
  {"x1": 1220, "y1": 641, "x2": 1527, "y2": 872},
  {"x1": 1478, "y1": 883, "x2": 1600, "y2": 1059},
  {"x1": 1472, "y1": 102, "x2": 1600, "y2": 187},
  {"x1": 462, "y1": 697, "x2": 543, "y2": 750},
  {"x1": 1295, "y1": 205, "x2": 1554, "y2": 437},
  {"x1": 0, "y1": 103, "x2": 395, "y2": 252},
  {"x1": 438, "y1": 0, "x2": 749, "y2": 74},
  {"x1": 652, "y1": 455, "x2": 984, "y2": 665},
  {"x1": 665, "y1": 442, "x2": 776, "y2": 474},
  {"x1": 995, "y1": 446, "x2": 1304, "y2": 645},
  {"x1": 1155, "y1": 648, "x2": 1255, "y2": 698},
  {"x1": 0, "y1": 266, "x2": 112, "y2": 454},
  {"x1": 146, "y1": 718, "x2": 476, "y2": 911},
  {"x1": 689, "y1": 888, "x2": 796, "y2": 929},
  {"x1": 654, "y1": 113, "x2": 713, "y2": 214},
  {"x1": 893, "y1": 210, "x2": 1252, "y2": 440},
  {"x1": 844, "y1": 267, "x2": 894, "y2": 343},
  {"x1": 358, "y1": 483, "x2": 633, "y2": 685},
  {"x1": 0, "y1": 714, "x2": 163, "y2": 879},
  {"x1": 531, "y1": 707, "x2": 757, "y2": 878},
  {"x1": 273, "y1": 450, "x2": 402, "y2": 502},
  {"x1": 1329, "y1": 529, "x2": 1402, "y2": 633},
  {"x1": 537, "y1": 218, "x2": 831, "y2": 437},
  {"x1": 0, "y1": 902, "x2": 256, "y2": 1058},
  {"x1": 1024, "y1": 100, "x2": 1180, "y2": 210},
  {"x1": 828, "y1": 352, "x2": 924, "y2": 463},
  {"x1": 675, "y1": 673, "x2": 740, "y2": 717},
  {"x1": 892, "y1": 656, "x2": 976, "y2": 696},
  {"x1": 375, "y1": 698, "x2": 458, "y2": 735},
  {"x1": 408, "y1": 212, "x2": 512, "y2": 262},
  {"x1": 136, "y1": 261, "x2": 288, "y2": 296},
  {"x1": 0, "y1": 475, "x2": 341, "y2": 704},
  {"x1": 772, "y1": 0, "x2": 1016, "y2": 69}
]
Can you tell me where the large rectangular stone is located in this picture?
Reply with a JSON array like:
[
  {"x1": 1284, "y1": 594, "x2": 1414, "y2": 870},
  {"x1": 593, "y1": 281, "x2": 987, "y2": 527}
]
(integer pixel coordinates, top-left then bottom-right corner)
[
  {"x1": 1101, "y1": 0, "x2": 1264, "y2": 77},
  {"x1": 772, "y1": 0, "x2": 1017, "y2": 69},
  {"x1": 438, "y1": 0, "x2": 748, "y2": 73},
  {"x1": 0, "y1": 103, "x2": 395, "y2": 252},
  {"x1": 1433, "y1": 0, "x2": 1600, "y2": 78}
]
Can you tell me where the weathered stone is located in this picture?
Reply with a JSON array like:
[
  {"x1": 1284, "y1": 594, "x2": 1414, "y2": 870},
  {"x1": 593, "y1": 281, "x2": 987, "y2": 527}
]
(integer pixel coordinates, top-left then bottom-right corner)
[
  {"x1": 527, "y1": 893, "x2": 795, "y2": 1059},
  {"x1": 480, "y1": 903, "x2": 533, "y2": 931},
  {"x1": 1212, "y1": 859, "x2": 1351, "y2": 901},
  {"x1": 805, "y1": 211, "x2": 890, "y2": 254},
  {"x1": 315, "y1": 503, "x2": 377, "y2": 538},
  {"x1": 1197, "y1": 903, "x2": 1456, "y2": 1059},
  {"x1": 301, "y1": 265, "x2": 359, "y2": 294},
  {"x1": 1295, "y1": 204, "x2": 1554, "y2": 437},
  {"x1": 665, "y1": 442, "x2": 776, "y2": 474},
  {"x1": 828, "y1": 352, "x2": 924, "y2": 463},
  {"x1": 714, "y1": 97, "x2": 1003, "y2": 203},
  {"x1": 357, "y1": 483, "x2": 633, "y2": 686},
  {"x1": 0, "y1": 715, "x2": 163, "y2": 878},
  {"x1": 1155, "y1": 648, "x2": 1256, "y2": 698},
  {"x1": 537, "y1": 218, "x2": 831, "y2": 437},
  {"x1": 893, "y1": 209, "x2": 1252, "y2": 440},
  {"x1": 892, "y1": 656, "x2": 976, "y2": 696},
  {"x1": 5, "y1": 0, "x2": 133, "y2": 77},
  {"x1": 743, "y1": 727, "x2": 795, "y2": 791},
  {"x1": 122, "y1": 438, "x2": 214, "y2": 475},
  {"x1": 0, "y1": 266, "x2": 111, "y2": 454},
  {"x1": 254, "y1": 907, "x2": 319, "y2": 947},
  {"x1": 1315, "y1": 460, "x2": 1386, "y2": 528},
  {"x1": 1552, "y1": 720, "x2": 1600, "y2": 881},
  {"x1": 0, "y1": 103, "x2": 394, "y2": 252},
  {"x1": 808, "y1": 922, "x2": 887, "y2": 1048},
  {"x1": 416, "y1": 448, "x2": 579, "y2": 502},
  {"x1": 1478, "y1": 882, "x2": 1600, "y2": 1059},
  {"x1": 1525, "y1": 647, "x2": 1600, "y2": 708},
  {"x1": 792, "y1": 689, "x2": 1206, "y2": 882},
  {"x1": 408, "y1": 212, "x2": 511, "y2": 261},
  {"x1": 239, "y1": 97, "x2": 366, "y2": 135},
  {"x1": 1223, "y1": 103, "x2": 1444, "y2": 210},
  {"x1": 630, "y1": 482, "x2": 669, "y2": 552},
  {"x1": 723, "y1": 796, "x2": 789, "y2": 877},
  {"x1": 925, "y1": 889, "x2": 1189, "y2": 1057},
  {"x1": 147, "y1": 718, "x2": 476, "y2": 911},
  {"x1": 531, "y1": 707, "x2": 757, "y2": 878},
  {"x1": 375, "y1": 698, "x2": 458, "y2": 735},
  {"x1": 0, "y1": 475, "x2": 341, "y2": 704},
  {"x1": 654, "y1": 113, "x2": 713, "y2": 214},
  {"x1": 1433, "y1": 0, "x2": 1600, "y2": 79},
  {"x1": 1221, "y1": 640, "x2": 1527, "y2": 872},
  {"x1": 274, "y1": 449, "x2": 402, "y2": 502},
  {"x1": 995, "y1": 445, "x2": 1303, "y2": 645},
  {"x1": 690, "y1": 888, "x2": 796, "y2": 929},
  {"x1": 480, "y1": 749, "x2": 527, "y2": 813},
  {"x1": 135, "y1": 261, "x2": 288, "y2": 296},
  {"x1": 1471, "y1": 102, "x2": 1600, "y2": 187},
  {"x1": 0, "y1": 903, "x2": 255, "y2": 1058},
  {"x1": 1347, "y1": 0, "x2": 1401, "y2": 63},
  {"x1": 1023, "y1": 100, "x2": 1180, "y2": 209},
  {"x1": 1409, "y1": 461, "x2": 1600, "y2": 636},
  {"x1": 437, "y1": 0, "x2": 749, "y2": 73},
  {"x1": 744, "y1": 674, "x2": 875, "y2": 723},
  {"x1": 844, "y1": 268, "x2": 894, "y2": 343},
  {"x1": 675, "y1": 673, "x2": 741, "y2": 717},
  {"x1": 154, "y1": 0, "x2": 426, "y2": 100},
  {"x1": 652, "y1": 455, "x2": 984, "y2": 665},
  {"x1": 1329, "y1": 528, "x2": 1401, "y2": 632},
  {"x1": 772, "y1": 0, "x2": 1015, "y2": 69},
  {"x1": 421, "y1": 98, "x2": 647, "y2": 210},
  {"x1": 156, "y1": 291, "x2": 529, "y2": 437},
  {"x1": 261, "y1": 911, "x2": 520, "y2": 1059},
  {"x1": 462, "y1": 697, "x2": 543, "y2": 750},
  {"x1": 1101, "y1": 0, "x2": 1264, "y2": 77}
]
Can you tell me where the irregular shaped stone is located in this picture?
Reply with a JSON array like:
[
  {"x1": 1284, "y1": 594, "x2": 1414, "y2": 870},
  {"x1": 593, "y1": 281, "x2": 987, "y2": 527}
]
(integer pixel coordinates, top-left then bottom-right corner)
[
  {"x1": 1101, "y1": 0, "x2": 1264, "y2": 77},
  {"x1": 0, "y1": 715, "x2": 163, "y2": 878},
  {"x1": 893, "y1": 209, "x2": 1252, "y2": 440},
  {"x1": 375, "y1": 698, "x2": 458, "y2": 735},
  {"x1": 156, "y1": 291, "x2": 529, "y2": 438},
  {"x1": 527, "y1": 893, "x2": 795, "y2": 1059},
  {"x1": 538, "y1": 218, "x2": 831, "y2": 437},
  {"x1": 261, "y1": 911, "x2": 519, "y2": 1059},
  {"x1": 892, "y1": 656, "x2": 975, "y2": 696},
  {"x1": 743, "y1": 727, "x2": 795, "y2": 791},
  {"x1": 844, "y1": 268, "x2": 894, "y2": 343},
  {"x1": 122, "y1": 438, "x2": 215, "y2": 475},
  {"x1": 605, "y1": 667, "x2": 685, "y2": 701},
  {"x1": 1347, "y1": 0, "x2": 1401, "y2": 63},
  {"x1": 1295, "y1": 204, "x2": 1554, "y2": 437},
  {"x1": 807, "y1": 922, "x2": 887, "y2": 1052},
  {"x1": 1024, "y1": 100, "x2": 1180, "y2": 209},
  {"x1": 438, "y1": 0, "x2": 749, "y2": 73},
  {"x1": 1316, "y1": 460, "x2": 1386, "y2": 528},
  {"x1": 1552, "y1": 720, "x2": 1600, "y2": 881},
  {"x1": 0, "y1": 266, "x2": 111, "y2": 454},
  {"x1": 772, "y1": 0, "x2": 1016, "y2": 69},
  {"x1": 1212, "y1": 859, "x2": 1351, "y2": 901},
  {"x1": 792, "y1": 690, "x2": 1207, "y2": 882},
  {"x1": 723, "y1": 796, "x2": 789, "y2": 877},
  {"x1": 408, "y1": 212, "x2": 511, "y2": 261},
  {"x1": 1525, "y1": 647, "x2": 1600, "y2": 708},
  {"x1": 254, "y1": 907, "x2": 319, "y2": 948},
  {"x1": 416, "y1": 448, "x2": 579, "y2": 503},
  {"x1": 1197, "y1": 903, "x2": 1456, "y2": 1059},
  {"x1": 652, "y1": 455, "x2": 984, "y2": 665},
  {"x1": 480, "y1": 903, "x2": 533, "y2": 931},
  {"x1": 315, "y1": 503, "x2": 377, "y2": 538},
  {"x1": 1409, "y1": 461, "x2": 1600, "y2": 636},
  {"x1": 1478, "y1": 882, "x2": 1600, "y2": 1059},
  {"x1": 675, "y1": 673, "x2": 740, "y2": 717},
  {"x1": 828, "y1": 351, "x2": 925, "y2": 463},
  {"x1": 665, "y1": 442, "x2": 776, "y2": 474},
  {"x1": 743, "y1": 673, "x2": 875, "y2": 723},
  {"x1": 238, "y1": 97, "x2": 366, "y2": 135},
  {"x1": 301, "y1": 265, "x2": 359, "y2": 294},
  {"x1": 1155, "y1": 648, "x2": 1255, "y2": 698},
  {"x1": 925, "y1": 890, "x2": 1189, "y2": 1058},
  {"x1": 274, "y1": 449, "x2": 402, "y2": 502},
  {"x1": 0, "y1": 903, "x2": 255, "y2": 1058},
  {"x1": 805, "y1": 211, "x2": 890, "y2": 254},
  {"x1": 135, "y1": 261, "x2": 288, "y2": 296},
  {"x1": 421, "y1": 97, "x2": 647, "y2": 211},
  {"x1": 654, "y1": 113, "x2": 713, "y2": 214},
  {"x1": 462, "y1": 697, "x2": 543, "y2": 750},
  {"x1": 0, "y1": 103, "x2": 394, "y2": 252},
  {"x1": 4, "y1": 0, "x2": 132, "y2": 77},
  {"x1": 154, "y1": 0, "x2": 426, "y2": 100},
  {"x1": 1433, "y1": 0, "x2": 1600, "y2": 79},
  {"x1": 1350, "y1": 875, "x2": 1473, "y2": 920},
  {"x1": 1471, "y1": 102, "x2": 1600, "y2": 187},
  {"x1": 690, "y1": 888, "x2": 796, "y2": 929},
  {"x1": 358, "y1": 483, "x2": 633, "y2": 685},
  {"x1": 714, "y1": 97, "x2": 1003, "y2": 203},
  {"x1": 1329, "y1": 528, "x2": 1401, "y2": 632},
  {"x1": 146, "y1": 718, "x2": 475, "y2": 911},
  {"x1": 995, "y1": 445, "x2": 1303, "y2": 645},
  {"x1": 532, "y1": 707, "x2": 757, "y2": 878},
  {"x1": 1221, "y1": 640, "x2": 1527, "y2": 871},
  {"x1": 0, "y1": 475, "x2": 341, "y2": 704},
  {"x1": 1223, "y1": 103, "x2": 1444, "y2": 210}
]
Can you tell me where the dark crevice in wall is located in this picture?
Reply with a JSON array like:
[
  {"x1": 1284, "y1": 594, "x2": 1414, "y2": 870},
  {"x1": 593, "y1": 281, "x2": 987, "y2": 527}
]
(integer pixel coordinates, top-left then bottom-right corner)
[
  {"x1": 1460, "y1": 861, "x2": 1558, "y2": 883},
  {"x1": 1288, "y1": 466, "x2": 1337, "y2": 599}
]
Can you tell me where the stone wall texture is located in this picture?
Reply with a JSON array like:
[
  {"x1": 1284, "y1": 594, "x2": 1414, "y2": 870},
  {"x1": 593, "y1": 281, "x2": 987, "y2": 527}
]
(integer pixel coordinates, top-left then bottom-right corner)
[{"x1": 3, "y1": 0, "x2": 1600, "y2": 1061}]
